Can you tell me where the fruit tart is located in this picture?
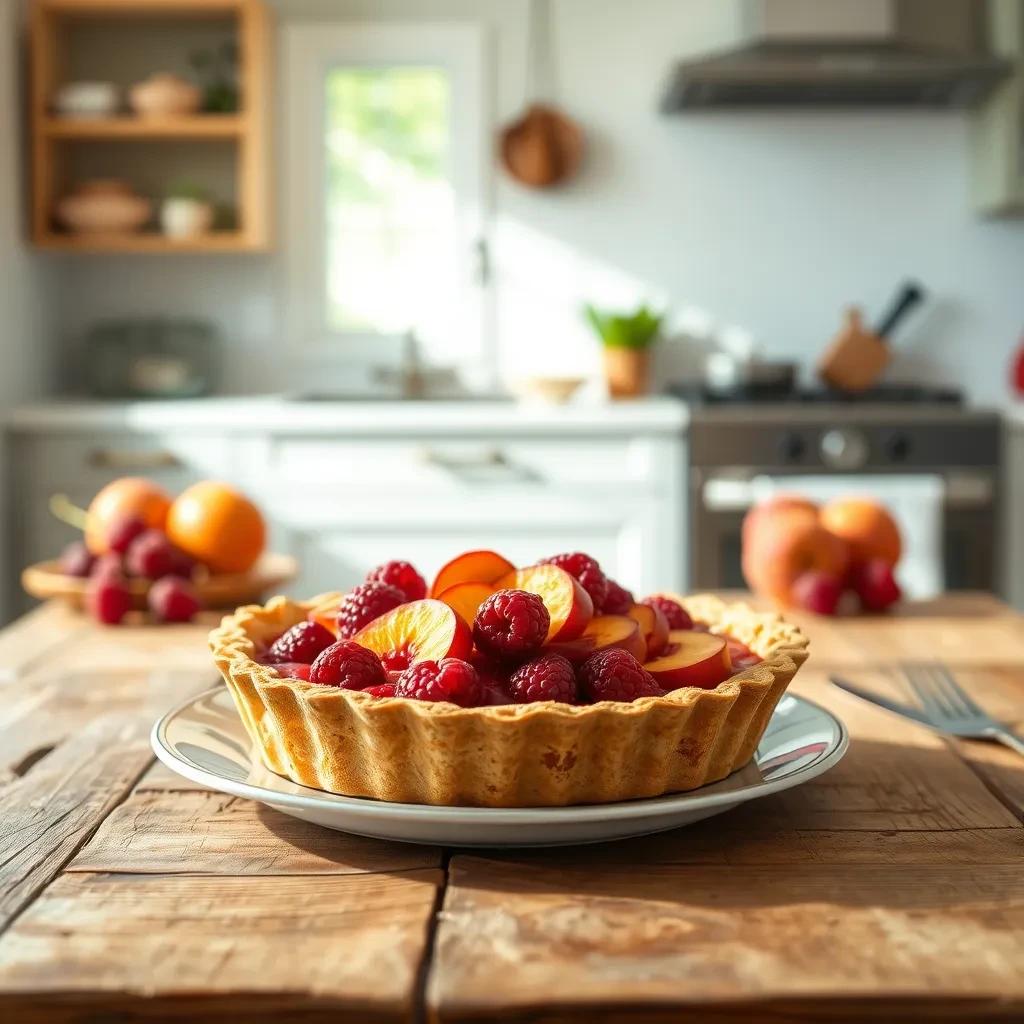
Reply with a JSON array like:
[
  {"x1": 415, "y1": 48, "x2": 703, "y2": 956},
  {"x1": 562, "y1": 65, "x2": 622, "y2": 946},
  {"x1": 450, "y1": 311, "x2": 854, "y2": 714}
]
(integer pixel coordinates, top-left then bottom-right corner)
[{"x1": 210, "y1": 552, "x2": 809, "y2": 807}]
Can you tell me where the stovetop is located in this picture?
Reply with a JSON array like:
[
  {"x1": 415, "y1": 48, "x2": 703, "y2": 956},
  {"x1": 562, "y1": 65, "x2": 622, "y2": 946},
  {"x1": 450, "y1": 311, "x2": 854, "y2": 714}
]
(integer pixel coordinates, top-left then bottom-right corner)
[{"x1": 667, "y1": 382, "x2": 964, "y2": 406}]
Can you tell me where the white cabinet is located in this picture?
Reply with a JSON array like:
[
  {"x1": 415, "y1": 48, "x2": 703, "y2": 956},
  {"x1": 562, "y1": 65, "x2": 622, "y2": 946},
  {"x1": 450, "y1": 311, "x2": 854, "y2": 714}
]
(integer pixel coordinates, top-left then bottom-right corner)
[{"x1": 5, "y1": 423, "x2": 686, "y2": 616}]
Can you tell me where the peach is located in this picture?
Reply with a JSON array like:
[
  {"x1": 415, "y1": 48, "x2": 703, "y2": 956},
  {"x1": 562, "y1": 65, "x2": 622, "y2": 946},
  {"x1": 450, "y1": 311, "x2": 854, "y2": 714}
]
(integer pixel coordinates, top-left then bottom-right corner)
[
  {"x1": 820, "y1": 497, "x2": 902, "y2": 567},
  {"x1": 437, "y1": 581, "x2": 495, "y2": 627},
  {"x1": 546, "y1": 614, "x2": 646, "y2": 663},
  {"x1": 495, "y1": 564, "x2": 593, "y2": 641},
  {"x1": 430, "y1": 549, "x2": 516, "y2": 598},
  {"x1": 724, "y1": 635, "x2": 761, "y2": 670},
  {"x1": 741, "y1": 494, "x2": 819, "y2": 552},
  {"x1": 743, "y1": 513, "x2": 850, "y2": 607},
  {"x1": 352, "y1": 599, "x2": 472, "y2": 672},
  {"x1": 627, "y1": 602, "x2": 669, "y2": 657},
  {"x1": 644, "y1": 629, "x2": 733, "y2": 690},
  {"x1": 85, "y1": 477, "x2": 172, "y2": 556}
]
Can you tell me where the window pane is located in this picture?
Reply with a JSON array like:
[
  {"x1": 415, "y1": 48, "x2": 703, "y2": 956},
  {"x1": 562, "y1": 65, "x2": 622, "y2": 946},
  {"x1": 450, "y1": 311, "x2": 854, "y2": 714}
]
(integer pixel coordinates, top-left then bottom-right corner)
[{"x1": 324, "y1": 66, "x2": 456, "y2": 336}]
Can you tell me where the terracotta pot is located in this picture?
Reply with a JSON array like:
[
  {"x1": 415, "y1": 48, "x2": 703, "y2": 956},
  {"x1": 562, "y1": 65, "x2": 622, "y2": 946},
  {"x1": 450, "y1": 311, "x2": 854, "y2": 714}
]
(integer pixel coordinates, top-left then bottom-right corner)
[
  {"x1": 129, "y1": 73, "x2": 201, "y2": 117},
  {"x1": 56, "y1": 179, "x2": 151, "y2": 234},
  {"x1": 602, "y1": 347, "x2": 650, "y2": 399}
]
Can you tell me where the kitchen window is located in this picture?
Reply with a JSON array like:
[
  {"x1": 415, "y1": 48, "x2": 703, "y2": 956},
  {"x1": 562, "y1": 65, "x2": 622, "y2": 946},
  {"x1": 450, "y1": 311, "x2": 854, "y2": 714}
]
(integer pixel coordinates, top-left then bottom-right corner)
[{"x1": 284, "y1": 24, "x2": 489, "y2": 366}]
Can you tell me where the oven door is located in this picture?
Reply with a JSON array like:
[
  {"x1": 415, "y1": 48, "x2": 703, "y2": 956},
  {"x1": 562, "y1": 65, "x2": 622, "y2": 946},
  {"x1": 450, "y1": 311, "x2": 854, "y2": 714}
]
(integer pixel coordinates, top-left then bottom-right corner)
[{"x1": 690, "y1": 469, "x2": 996, "y2": 595}]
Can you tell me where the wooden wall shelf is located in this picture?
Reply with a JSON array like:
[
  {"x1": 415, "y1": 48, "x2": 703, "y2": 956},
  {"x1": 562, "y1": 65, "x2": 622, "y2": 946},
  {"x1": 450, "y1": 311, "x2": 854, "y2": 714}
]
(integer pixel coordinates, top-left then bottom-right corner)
[{"x1": 29, "y1": 0, "x2": 271, "y2": 253}]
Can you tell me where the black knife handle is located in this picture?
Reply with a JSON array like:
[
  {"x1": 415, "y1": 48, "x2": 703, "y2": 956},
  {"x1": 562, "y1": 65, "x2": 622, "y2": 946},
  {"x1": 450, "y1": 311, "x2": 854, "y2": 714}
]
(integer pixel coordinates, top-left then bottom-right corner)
[{"x1": 874, "y1": 281, "x2": 925, "y2": 340}]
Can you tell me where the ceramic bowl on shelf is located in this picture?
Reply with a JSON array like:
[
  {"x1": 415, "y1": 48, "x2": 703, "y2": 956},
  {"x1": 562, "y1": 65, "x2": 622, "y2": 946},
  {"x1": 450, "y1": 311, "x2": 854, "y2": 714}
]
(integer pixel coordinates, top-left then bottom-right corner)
[
  {"x1": 53, "y1": 81, "x2": 119, "y2": 119},
  {"x1": 55, "y1": 179, "x2": 152, "y2": 235},
  {"x1": 512, "y1": 376, "x2": 587, "y2": 404},
  {"x1": 160, "y1": 197, "x2": 215, "y2": 238},
  {"x1": 129, "y1": 72, "x2": 201, "y2": 117}
]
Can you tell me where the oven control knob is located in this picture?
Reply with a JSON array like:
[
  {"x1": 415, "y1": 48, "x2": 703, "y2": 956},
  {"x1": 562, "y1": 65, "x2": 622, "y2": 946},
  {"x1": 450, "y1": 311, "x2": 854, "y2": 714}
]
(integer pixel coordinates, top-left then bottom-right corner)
[
  {"x1": 779, "y1": 432, "x2": 806, "y2": 464},
  {"x1": 884, "y1": 432, "x2": 911, "y2": 462},
  {"x1": 820, "y1": 428, "x2": 868, "y2": 470}
]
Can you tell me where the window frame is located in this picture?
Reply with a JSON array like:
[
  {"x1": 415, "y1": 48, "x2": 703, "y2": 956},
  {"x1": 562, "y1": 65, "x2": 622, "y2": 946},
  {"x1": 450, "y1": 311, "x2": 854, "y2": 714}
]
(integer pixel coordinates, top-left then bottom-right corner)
[{"x1": 283, "y1": 22, "x2": 490, "y2": 366}]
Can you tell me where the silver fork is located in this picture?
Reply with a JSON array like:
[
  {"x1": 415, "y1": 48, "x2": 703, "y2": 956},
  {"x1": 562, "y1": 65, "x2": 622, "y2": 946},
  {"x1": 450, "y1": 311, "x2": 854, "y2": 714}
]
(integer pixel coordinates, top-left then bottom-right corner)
[{"x1": 902, "y1": 662, "x2": 1024, "y2": 758}]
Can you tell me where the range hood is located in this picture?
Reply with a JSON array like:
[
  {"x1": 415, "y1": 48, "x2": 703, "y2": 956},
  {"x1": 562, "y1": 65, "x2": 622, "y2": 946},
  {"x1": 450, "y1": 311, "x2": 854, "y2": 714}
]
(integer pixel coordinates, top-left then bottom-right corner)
[{"x1": 660, "y1": 0, "x2": 1011, "y2": 110}]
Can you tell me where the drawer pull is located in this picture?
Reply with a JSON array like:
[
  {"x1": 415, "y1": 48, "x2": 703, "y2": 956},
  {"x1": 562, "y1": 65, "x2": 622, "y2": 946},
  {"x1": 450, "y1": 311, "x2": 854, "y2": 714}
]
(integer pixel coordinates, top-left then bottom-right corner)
[
  {"x1": 87, "y1": 448, "x2": 182, "y2": 471},
  {"x1": 418, "y1": 447, "x2": 538, "y2": 481}
]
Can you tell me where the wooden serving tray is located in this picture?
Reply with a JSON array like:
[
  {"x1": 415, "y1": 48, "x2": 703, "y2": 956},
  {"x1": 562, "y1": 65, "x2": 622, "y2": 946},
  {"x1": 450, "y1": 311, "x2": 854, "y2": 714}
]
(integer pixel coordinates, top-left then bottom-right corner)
[{"x1": 22, "y1": 551, "x2": 298, "y2": 611}]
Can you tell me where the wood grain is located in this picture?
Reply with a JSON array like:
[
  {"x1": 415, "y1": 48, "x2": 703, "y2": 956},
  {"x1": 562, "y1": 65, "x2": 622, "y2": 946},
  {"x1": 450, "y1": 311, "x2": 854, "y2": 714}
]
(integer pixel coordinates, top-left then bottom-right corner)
[
  {"x1": 0, "y1": 869, "x2": 442, "y2": 1023},
  {"x1": 0, "y1": 714, "x2": 153, "y2": 933},
  {"x1": 428, "y1": 857, "x2": 1024, "y2": 1021},
  {"x1": 0, "y1": 601, "x2": 89, "y2": 685},
  {"x1": 71, "y1": 789, "x2": 441, "y2": 875}
]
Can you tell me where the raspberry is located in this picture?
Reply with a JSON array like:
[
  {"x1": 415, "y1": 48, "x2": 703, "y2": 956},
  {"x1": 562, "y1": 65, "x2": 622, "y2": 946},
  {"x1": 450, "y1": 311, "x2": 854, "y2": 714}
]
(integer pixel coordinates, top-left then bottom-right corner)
[
  {"x1": 540, "y1": 552, "x2": 608, "y2": 609},
  {"x1": 395, "y1": 658, "x2": 481, "y2": 707},
  {"x1": 267, "y1": 621, "x2": 336, "y2": 664},
  {"x1": 366, "y1": 560, "x2": 427, "y2": 602},
  {"x1": 106, "y1": 514, "x2": 148, "y2": 555},
  {"x1": 643, "y1": 595, "x2": 693, "y2": 631},
  {"x1": 336, "y1": 581, "x2": 406, "y2": 639},
  {"x1": 363, "y1": 682, "x2": 396, "y2": 698},
  {"x1": 60, "y1": 541, "x2": 95, "y2": 578},
  {"x1": 578, "y1": 648, "x2": 664, "y2": 703},
  {"x1": 310, "y1": 640, "x2": 387, "y2": 689},
  {"x1": 87, "y1": 574, "x2": 132, "y2": 625},
  {"x1": 269, "y1": 661, "x2": 312, "y2": 681},
  {"x1": 125, "y1": 529, "x2": 181, "y2": 580},
  {"x1": 90, "y1": 553, "x2": 125, "y2": 581},
  {"x1": 601, "y1": 578, "x2": 634, "y2": 615},
  {"x1": 472, "y1": 589, "x2": 549, "y2": 660},
  {"x1": 508, "y1": 653, "x2": 577, "y2": 704},
  {"x1": 148, "y1": 575, "x2": 201, "y2": 623}
]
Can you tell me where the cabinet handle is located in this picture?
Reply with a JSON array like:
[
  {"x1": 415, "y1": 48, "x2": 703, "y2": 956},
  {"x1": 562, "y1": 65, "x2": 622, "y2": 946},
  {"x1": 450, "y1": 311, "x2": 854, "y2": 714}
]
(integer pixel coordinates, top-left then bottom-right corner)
[
  {"x1": 87, "y1": 448, "x2": 182, "y2": 471},
  {"x1": 418, "y1": 446, "x2": 538, "y2": 481}
]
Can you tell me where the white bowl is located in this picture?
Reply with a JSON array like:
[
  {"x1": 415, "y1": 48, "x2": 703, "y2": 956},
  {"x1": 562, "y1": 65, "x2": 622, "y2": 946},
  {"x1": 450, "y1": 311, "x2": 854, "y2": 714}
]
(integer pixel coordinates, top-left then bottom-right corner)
[{"x1": 54, "y1": 81, "x2": 119, "y2": 119}]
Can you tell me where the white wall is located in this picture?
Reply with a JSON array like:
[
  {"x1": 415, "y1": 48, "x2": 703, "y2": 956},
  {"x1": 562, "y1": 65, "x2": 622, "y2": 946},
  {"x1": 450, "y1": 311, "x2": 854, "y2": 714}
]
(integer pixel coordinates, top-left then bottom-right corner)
[{"x1": 47, "y1": 0, "x2": 1024, "y2": 402}]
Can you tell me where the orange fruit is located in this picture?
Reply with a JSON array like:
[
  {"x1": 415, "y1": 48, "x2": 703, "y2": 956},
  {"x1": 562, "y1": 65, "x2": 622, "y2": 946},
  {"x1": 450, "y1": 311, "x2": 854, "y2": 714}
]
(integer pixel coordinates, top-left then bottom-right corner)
[
  {"x1": 820, "y1": 497, "x2": 901, "y2": 567},
  {"x1": 166, "y1": 481, "x2": 266, "y2": 574},
  {"x1": 85, "y1": 477, "x2": 172, "y2": 555}
]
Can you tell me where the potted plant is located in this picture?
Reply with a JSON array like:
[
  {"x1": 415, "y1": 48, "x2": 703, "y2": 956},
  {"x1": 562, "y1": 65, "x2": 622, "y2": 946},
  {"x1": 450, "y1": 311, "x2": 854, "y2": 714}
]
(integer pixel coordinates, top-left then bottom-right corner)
[
  {"x1": 584, "y1": 303, "x2": 664, "y2": 398},
  {"x1": 160, "y1": 182, "x2": 214, "y2": 239}
]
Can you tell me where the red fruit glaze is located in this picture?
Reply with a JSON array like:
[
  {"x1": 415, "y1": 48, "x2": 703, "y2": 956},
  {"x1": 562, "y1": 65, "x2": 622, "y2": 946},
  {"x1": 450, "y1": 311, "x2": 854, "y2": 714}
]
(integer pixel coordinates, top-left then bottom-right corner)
[
  {"x1": 106, "y1": 514, "x2": 148, "y2": 555},
  {"x1": 600, "y1": 578, "x2": 634, "y2": 615},
  {"x1": 642, "y1": 595, "x2": 693, "y2": 631},
  {"x1": 508, "y1": 653, "x2": 577, "y2": 704},
  {"x1": 310, "y1": 640, "x2": 387, "y2": 689},
  {"x1": 267, "y1": 620, "x2": 336, "y2": 664},
  {"x1": 578, "y1": 647, "x2": 664, "y2": 702},
  {"x1": 270, "y1": 662, "x2": 312, "y2": 681},
  {"x1": 60, "y1": 540, "x2": 95, "y2": 578},
  {"x1": 395, "y1": 658, "x2": 482, "y2": 707},
  {"x1": 87, "y1": 575, "x2": 132, "y2": 625},
  {"x1": 366, "y1": 560, "x2": 427, "y2": 602},
  {"x1": 336, "y1": 581, "x2": 406, "y2": 639},
  {"x1": 148, "y1": 575, "x2": 201, "y2": 623},
  {"x1": 540, "y1": 551, "x2": 608, "y2": 610},
  {"x1": 363, "y1": 683, "x2": 396, "y2": 698},
  {"x1": 852, "y1": 559, "x2": 902, "y2": 612},
  {"x1": 472, "y1": 589, "x2": 550, "y2": 660}
]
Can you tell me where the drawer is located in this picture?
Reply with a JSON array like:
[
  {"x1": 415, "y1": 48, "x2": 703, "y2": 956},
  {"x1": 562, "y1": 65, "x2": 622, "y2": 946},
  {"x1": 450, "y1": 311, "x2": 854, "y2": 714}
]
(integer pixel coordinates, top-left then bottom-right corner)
[{"x1": 268, "y1": 436, "x2": 670, "y2": 492}]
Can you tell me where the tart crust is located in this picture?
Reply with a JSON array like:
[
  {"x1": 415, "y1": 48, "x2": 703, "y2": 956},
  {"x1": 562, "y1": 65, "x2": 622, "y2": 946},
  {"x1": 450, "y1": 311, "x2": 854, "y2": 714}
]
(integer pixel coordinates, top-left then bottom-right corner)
[{"x1": 209, "y1": 593, "x2": 809, "y2": 807}]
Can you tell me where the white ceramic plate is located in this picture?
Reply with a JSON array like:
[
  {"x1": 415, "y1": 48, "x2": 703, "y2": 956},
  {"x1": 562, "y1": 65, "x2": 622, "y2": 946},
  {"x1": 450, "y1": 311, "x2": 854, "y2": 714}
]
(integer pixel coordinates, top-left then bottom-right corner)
[{"x1": 152, "y1": 687, "x2": 848, "y2": 847}]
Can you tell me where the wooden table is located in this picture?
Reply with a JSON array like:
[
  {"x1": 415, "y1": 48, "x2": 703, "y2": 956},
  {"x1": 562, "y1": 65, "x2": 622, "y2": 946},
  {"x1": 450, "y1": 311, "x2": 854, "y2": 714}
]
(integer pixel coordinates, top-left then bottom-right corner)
[{"x1": 0, "y1": 595, "x2": 1022, "y2": 1022}]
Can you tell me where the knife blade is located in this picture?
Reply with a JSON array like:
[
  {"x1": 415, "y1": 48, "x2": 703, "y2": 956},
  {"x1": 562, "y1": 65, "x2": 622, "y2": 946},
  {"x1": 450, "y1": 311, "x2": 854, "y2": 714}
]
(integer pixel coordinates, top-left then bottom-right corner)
[{"x1": 829, "y1": 675, "x2": 933, "y2": 726}]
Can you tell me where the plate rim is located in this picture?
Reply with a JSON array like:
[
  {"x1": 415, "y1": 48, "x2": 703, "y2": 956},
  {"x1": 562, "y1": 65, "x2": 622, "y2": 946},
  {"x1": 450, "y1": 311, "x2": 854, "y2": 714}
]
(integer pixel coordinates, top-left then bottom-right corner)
[{"x1": 151, "y1": 687, "x2": 848, "y2": 824}]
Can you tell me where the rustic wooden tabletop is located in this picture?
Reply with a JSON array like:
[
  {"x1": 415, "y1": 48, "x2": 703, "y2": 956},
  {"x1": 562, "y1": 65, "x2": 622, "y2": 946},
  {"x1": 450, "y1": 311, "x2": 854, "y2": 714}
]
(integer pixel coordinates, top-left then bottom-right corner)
[{"x1": 0, "y1": 594, "x2": 1022, "y2": 1022}]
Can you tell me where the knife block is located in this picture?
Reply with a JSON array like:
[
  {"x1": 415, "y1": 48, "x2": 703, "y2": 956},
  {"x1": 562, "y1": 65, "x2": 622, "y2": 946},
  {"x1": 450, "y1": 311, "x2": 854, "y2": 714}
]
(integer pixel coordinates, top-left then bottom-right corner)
[{"x1": 818, "y1": 307, "x2": 890, "y2": 393}]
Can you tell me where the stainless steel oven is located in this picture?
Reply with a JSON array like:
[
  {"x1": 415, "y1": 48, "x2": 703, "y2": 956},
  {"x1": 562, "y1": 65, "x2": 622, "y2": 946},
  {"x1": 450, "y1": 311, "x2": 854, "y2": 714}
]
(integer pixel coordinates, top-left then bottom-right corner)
[{"x1": 687, "y1": 402, "x2": 1001, "y2": 594}]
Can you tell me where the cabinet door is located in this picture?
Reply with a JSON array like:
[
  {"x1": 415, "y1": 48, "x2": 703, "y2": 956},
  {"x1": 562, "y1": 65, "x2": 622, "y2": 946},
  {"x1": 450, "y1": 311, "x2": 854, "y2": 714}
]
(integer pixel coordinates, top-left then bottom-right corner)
[{"x1": 274, "y1": 492, "x2": 678, "y2": 601}]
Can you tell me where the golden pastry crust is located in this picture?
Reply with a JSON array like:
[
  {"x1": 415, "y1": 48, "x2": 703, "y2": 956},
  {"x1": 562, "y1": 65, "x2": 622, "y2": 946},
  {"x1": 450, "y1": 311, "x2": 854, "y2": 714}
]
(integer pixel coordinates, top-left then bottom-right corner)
[{"x1": 210, "y1": 592, "x2": 809, "y2": 807}]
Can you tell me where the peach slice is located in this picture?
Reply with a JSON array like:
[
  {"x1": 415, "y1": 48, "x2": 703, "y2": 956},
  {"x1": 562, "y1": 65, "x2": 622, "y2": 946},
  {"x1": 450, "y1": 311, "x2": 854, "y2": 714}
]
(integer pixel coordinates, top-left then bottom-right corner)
[
  {"x1": 352, "y1": 599, "x2": 472, "y2": 672},
  {"x1": 725, "y1": 635, "x2": 762, "y2": 670},
  {"x1": 437, "y1": 581, "x2": 495, "y2": 627},
  {"x1": 627, "y1": 602, "x2": 669, "y2": 658},
  {"x1": 307, "y1": 597, "x2": 342, "y2": 638},
  {"x1": 546, "y1": 614, "x2": 646, "y2": 663},
  {"x1": 644, "y1": 629, "x2": 733, "y2": 691},
  {"x1": 495, "y1": 564, "x2": 593, "y2": 641},
  {"x1": 430, "y1": 549, "x2": 516, "y2": 598}
]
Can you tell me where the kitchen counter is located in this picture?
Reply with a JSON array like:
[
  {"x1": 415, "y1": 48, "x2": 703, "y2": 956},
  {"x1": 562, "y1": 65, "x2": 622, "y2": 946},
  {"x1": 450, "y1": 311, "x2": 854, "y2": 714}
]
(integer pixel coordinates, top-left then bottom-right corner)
[
  {"x1": 0, "y1": 595, "x2": 1022, "y2": 1020},
  {"x1": 2, "y1": 395, "x2": 689, "y2": 436}
]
